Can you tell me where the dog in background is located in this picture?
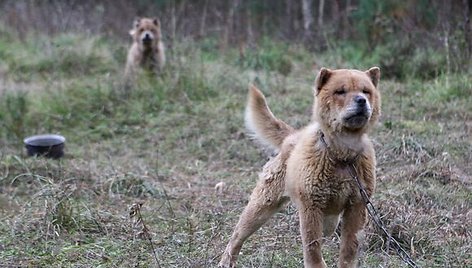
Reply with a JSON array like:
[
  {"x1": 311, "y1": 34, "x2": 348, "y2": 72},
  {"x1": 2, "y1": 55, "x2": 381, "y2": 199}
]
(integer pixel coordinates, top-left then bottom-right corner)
[
  {"x1": 219, "y1": 67, "x2": 381, "y2": 268},
  {"x1": 125, "y1": 17, "x2": 165, "y2": 82}
]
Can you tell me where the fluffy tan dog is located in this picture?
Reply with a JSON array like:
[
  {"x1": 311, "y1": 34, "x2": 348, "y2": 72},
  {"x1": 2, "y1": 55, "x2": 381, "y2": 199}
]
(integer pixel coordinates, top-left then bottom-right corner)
[
  {"x1": 219, "y1": 67, "x2": 381, "y2": 268},
  {"x1": 125, "y1": 17, "x2": 165, "y2": 80}
]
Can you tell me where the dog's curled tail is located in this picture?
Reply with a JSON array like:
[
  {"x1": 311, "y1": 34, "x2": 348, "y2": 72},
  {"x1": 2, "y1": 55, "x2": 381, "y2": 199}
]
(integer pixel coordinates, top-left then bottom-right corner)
[{"x1": 245, "y1": 85, "x2": 294, "y2": 150}]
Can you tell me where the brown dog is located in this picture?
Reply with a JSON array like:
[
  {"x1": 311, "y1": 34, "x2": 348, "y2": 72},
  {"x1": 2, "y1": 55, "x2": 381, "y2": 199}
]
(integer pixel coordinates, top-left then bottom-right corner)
[
  {"x1": 125, "y1": 17, "x2": 165, "y2": 81},
  {"x1": 219, "y1": 67, "x2": 381, "y2": 268}
]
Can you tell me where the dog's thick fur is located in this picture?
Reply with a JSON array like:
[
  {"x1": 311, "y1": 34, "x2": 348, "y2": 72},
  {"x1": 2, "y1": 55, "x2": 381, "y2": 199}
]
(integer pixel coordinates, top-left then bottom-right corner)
[
  {"x1": 219, "y1": 67, "x2": 381, "y2": 268},
  {"x1": 125, "y1": 17, "x2": 165, "y2": 81}
]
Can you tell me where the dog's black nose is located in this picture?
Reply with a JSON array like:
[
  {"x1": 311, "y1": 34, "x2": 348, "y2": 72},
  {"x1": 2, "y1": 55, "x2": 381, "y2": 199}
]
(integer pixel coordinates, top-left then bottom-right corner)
[{"x1": 355, "y1": 95, "x2": 366, "y2": 105}]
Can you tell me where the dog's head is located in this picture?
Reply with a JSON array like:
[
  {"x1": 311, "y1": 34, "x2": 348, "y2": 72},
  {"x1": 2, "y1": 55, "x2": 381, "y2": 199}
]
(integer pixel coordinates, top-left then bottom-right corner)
[
  {"x1": 129, "y1": 17, "x2": 161, "y2": 49},
  {"x1": 313, "y1": 67, "x2": 381, "y2": 134}
]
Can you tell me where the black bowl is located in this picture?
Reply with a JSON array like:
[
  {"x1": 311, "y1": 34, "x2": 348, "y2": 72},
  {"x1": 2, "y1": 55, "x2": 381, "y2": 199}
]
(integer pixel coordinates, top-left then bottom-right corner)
[{"x1": 24, "y1": 134, "x2": 66, "y2": 159}]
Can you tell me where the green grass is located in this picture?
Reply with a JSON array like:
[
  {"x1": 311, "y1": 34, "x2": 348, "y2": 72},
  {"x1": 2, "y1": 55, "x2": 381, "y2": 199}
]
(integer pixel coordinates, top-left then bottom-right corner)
[{"x1": 0, "y1": 32, "x2": 471, "y2": 268}]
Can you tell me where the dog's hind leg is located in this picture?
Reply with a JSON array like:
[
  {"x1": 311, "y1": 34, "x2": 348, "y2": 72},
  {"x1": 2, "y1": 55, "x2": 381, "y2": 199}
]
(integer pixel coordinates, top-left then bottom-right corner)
[{"x1": 219, "y1": 155, "x2": 288, "y2": 268}]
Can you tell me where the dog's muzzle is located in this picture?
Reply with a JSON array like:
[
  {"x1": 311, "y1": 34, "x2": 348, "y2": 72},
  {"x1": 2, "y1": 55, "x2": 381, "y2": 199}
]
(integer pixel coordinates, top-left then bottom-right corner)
[
  {"x1": 343, "y1": 96, "x2": 372, "y2": 129},
  {"x1": 141, "y1": 32, "x2": 154, "y2": 45}
]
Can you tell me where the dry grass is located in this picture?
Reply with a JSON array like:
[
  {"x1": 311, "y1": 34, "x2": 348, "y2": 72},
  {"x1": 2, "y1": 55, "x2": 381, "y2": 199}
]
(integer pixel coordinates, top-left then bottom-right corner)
[{"x1": 0, "y1": 21, "x2": 471, "y2": 268}]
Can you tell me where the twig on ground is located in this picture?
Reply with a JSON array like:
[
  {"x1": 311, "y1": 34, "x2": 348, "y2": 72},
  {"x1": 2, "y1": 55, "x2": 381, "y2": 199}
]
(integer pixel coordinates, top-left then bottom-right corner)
[{"x1": 129, "y1": 202, "x2": 161, "y2": 268}]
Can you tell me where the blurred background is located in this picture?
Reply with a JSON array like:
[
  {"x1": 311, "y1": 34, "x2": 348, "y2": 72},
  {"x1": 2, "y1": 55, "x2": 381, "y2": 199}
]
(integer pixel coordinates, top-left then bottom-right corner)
[{"x1": 1, "y1": 0, "x2": 471, "y2": 79}]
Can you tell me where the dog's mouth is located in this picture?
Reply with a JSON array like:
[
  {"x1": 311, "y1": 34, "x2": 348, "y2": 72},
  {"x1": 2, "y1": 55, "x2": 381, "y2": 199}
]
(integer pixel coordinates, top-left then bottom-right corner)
[
  {"x1": 343, "y1": 111, "x2": 370, "y2": 129},
  {"x1": 142, "y1": 37, "x2": 153, "y2": 44},
  {"x1": 141, "y1": 32, "x2": 154, "y2": 45}
]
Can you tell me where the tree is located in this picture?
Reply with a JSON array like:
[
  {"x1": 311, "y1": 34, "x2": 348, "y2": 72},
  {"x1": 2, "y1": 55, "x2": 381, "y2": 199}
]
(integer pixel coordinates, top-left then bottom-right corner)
[{"x1": 302, "y1": 0, "x2": 314, "y2": 39}]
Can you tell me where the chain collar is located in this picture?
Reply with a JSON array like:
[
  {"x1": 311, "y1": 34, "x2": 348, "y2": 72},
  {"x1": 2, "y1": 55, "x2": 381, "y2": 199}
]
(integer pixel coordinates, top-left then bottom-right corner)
[{"x1": 318, "y1": 131, "x2": 362, "y2": 165}]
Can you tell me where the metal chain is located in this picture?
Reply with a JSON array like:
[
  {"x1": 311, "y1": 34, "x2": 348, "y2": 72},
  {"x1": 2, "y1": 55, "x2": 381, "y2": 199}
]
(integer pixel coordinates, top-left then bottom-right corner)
[{"x1": 347, "y1": 164, "x2": 420, "y2": 268}]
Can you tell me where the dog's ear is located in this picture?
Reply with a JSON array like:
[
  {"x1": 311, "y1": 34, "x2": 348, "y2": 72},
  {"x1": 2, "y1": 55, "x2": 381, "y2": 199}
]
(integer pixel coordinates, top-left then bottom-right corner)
[
  {"x1": 129, "y1": 18, "x2": 141, "y2": 36},
  {"x1": 314, "y1": 67, "x2": 332, "y2": 95},
  {"x1": 366, "y1": 67, "x2": 380, "y2": 87},
  {"x1": 133, "y1": 18, "x2": 141, "y2": 28},
  {"x1": 153, "y1": 17, "x2": 160, "y2": 27}
]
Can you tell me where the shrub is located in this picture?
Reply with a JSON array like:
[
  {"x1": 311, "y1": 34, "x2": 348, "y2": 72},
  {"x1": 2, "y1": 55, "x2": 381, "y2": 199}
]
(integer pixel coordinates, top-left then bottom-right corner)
[
  {"x1": 0, "y1": 91, "x2": 29, "y2": 139},
  {"x1": 236, "y1": 38, "x2": 293, "y2": 76}
]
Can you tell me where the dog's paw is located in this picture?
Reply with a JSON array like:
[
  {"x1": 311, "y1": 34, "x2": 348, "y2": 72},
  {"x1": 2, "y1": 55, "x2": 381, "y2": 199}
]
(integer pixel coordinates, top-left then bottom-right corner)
[{"x1": 218, "y1": 253, "x2": 236, "y2": 268}]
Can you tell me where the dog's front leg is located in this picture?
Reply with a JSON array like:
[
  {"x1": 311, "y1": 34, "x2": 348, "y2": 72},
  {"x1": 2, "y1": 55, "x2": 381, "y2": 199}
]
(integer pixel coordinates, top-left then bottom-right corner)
[
  {"x1": 338, "y1": 202, "x2": 366, "y2": 268},
  {"x1": 298, "y1": 204, "x2": 327, "y2": 268}
]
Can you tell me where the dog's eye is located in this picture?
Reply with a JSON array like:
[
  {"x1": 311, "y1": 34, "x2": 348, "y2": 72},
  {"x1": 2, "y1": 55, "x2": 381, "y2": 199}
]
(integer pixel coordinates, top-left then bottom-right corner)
[
  {"x1": 362, "y1": 89, "x2": 370, "y2": 95},
  {"x1": 334, "y1": 89, "x2": 346, "y2": 95}
]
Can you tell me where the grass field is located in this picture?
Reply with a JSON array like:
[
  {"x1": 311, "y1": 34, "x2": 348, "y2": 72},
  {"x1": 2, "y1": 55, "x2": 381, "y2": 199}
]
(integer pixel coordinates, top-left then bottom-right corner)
[{"x1": 0, "y1": 32, "x2": 471, "y2": 268}]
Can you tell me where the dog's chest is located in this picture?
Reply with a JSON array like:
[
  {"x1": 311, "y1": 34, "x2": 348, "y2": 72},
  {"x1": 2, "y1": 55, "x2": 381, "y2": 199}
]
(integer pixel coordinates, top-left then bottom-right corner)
[
  {"x1": 304, "y1": 161, "x2": 357, "y2": 213},
  {"x1": 327, "y1": 164, "x2": 357, "y2": 213},
  {"x1": 142, "y1": 56, "x2": 157, "y2": 68},
  {"x1": 140, "y1": 49, "x2": 158, "y2": 69}
]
